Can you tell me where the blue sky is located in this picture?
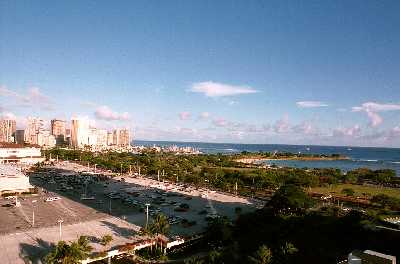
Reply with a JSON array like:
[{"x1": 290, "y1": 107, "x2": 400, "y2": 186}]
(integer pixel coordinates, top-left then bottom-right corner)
[{"x1": 1, "y1": 0, "x2": 400, "y2": 147}]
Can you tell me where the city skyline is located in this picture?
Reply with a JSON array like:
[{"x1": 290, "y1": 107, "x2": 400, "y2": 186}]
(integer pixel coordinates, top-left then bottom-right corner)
[{"x1": 1, "y1": 1, "x2": 400, "y2": 147}]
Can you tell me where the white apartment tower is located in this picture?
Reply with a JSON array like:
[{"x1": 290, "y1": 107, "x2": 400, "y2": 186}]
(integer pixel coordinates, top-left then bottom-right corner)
[
  {"x1": 70, "y1": 118, "x2": 90, "y2": 148},
  {"x1": 112, "y1": 129, "x2": 131, "y2": 147}
]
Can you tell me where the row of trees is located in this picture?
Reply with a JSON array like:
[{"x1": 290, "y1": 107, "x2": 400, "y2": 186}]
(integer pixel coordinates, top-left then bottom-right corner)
[{"x1": 45, "y1": 149, "x2": 398, "y2": 197}]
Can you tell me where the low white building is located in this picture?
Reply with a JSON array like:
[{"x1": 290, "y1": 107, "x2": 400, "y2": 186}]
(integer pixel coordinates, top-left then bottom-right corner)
[
  {"x1": 0, "y1": 143, "x2": 44, "y2": 164},
  {"x1": 0, "y1": 164, "x2": 34, "y2": 195}
]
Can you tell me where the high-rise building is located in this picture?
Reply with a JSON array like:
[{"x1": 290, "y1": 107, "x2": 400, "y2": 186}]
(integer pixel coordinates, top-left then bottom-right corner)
[
  {"x1": 37, "y1": 130, "x2": 56, "y2": 148},
  {"x1": 107, "y1": 132, "x2": 113, "y2": 146},
  {"x1": 70, "y1": 118, "x2": 90, "y2": 148},
  {"x1": 119, "y1": 129, "x2": 131, "y2": 146},
  {"x1": 88, "y1": 128, "x2": 97, "y2": 146},
  {"x1": 25, "y1": 117, "x2": 44, "y2": 145},
  {"x1": 15, "y1": 130, "x2": 25, "y2": 145},
  {"x1": 0, "y1": 119, "x2": 16, "y2": 143},
  {"x1": 96, "y1": 129, "x2": 108, "y2": 147},
  {"x1": 112, "y1": 129, "x2": 131, "y2": 147},
  {"x1": 112, "y1": 129, "x2": 120, "y2": 146},
  {"x1": 51, "y1": 119, "x2": 66, "y2": 146}
]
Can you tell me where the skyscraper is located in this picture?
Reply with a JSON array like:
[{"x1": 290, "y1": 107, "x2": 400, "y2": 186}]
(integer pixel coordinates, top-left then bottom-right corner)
[
  {"x1": 96, "y1": 129, "x2": 108, "y2": 147},
  {"x1": 0, "y1": 119, "x2": 16, "y2": 143},
  {"x1": 119, "y1": 129, "x2": 131, "y2": 146},
  {"x1": 107, "y1": 132, "x2": 113, "y2": 146},
  {"x1": 112, "y1": 129, "x2": 131, "y2": 147},
  {"x1": 24, "y1": 117, "x2": 44, "y2": 145},
  {"x1": 70, "y1": 118, "x2": 90, "y2": 148},
  {"x1": 51, "y1": 119, "x2": 66, "y2": 146}
]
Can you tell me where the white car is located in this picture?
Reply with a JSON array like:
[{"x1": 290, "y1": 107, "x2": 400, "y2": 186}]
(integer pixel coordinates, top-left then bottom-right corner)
[{"x1": 46, "y1": 197, "x2": 61, "y2": 202}]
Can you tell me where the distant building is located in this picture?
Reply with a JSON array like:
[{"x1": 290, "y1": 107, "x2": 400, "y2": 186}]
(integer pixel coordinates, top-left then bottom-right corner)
[
  {"x1": 0, "y1": 142, "x2": 44, "y2": 164},
  {"x1": 119, "y1": 128, "x2": 131, "y2": 146},
  {"x1": 0, "y1": 164, "x2": 34, "y2": 195},
  {"x1": 15, "y1": 130, "x2": 25, "y2": 145},
  {"x1": 0, "y1": 119, "x2": 16, "y2": 143},
  {"x1": 71, "y1": 118, "x2": 91, "y2": 148},
  {"x1": 65, "y1": 128, "x2": 71, "y2": 146},
  {"x1": 112, "y1": 129, "x2": 131, "y2": 147},
  {"x1": 107, "y1": 132, "x2": 113, "y2": 146},
  {"x1": 88, "y1": 128, "x2": 98, "y2": 146},
  {"x1": 25, "y1": 117, "x2": 44, "y2": 145},
  {"x1": 37, "y1": 130, "x2": 56, "y2": 148},
  {"x1": 96, "y1": 129, "x2": 108, "y2": 147},
  {"x1": 51, "y1": 119, "x2": 66, "y2": 146}
]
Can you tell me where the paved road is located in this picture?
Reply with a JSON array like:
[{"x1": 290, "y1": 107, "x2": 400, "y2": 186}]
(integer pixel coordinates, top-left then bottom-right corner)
[{"x1": 0, "y1": 216, "x2": 142, "y2": 264}]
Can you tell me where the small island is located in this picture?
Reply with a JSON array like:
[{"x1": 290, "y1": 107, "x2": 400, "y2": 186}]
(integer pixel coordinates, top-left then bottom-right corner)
[{"x1": 235, "y1": 151, "x2": 350, "y2": 164}]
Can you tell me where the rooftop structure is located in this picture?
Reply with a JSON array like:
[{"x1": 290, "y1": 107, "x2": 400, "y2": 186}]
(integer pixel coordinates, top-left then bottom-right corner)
[
  {"x1": 0, "y1": 164, "x2": 34, "y2": 195},
  {"x1": 0, "y1": 143, "x2": 44, "y2": 164}
]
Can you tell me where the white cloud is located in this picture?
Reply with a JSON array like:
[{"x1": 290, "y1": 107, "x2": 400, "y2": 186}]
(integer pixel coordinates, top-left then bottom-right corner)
[
  {"x1": 212, "y1": 118, "x2": 228, "y2": 127},
  {"x1": 333, "y1": 125, "x2": 361, "y2": 137},
  {"x1": 179, "y1": 112, "x2": 191, "y2": 120},
  {"x1": 296, "y1": 101, "x2": 328, "y2": 108},
  {"x1": 352, "y1": 102, "x2": 400, "y2": 112},
  {"x1": 0, "y1": 86, "x2": 54, "y2": 110},
  {"x1": 352, "y1": 102, "x2": 400, "y2": 127},
  {"x1": 365, "y1": 110, "x2": 383, "y2": 127},
  {"x1": 292, "y1": 121, "x2": 317, "y2": 135},
  {"x1": 0, "y1": 112, "x2": 16, "y2": 120},
  {"x1": 94, "y1": 105, "x2": 130, "y2": 121},
  {"x1": 274, "y1": 114, "x2": 290, "y2": 133},
  {"x1": 190, "y1": 81, "x2": 258, "y2": 97},
  {"x1": 199, "y1": 112, "x2": 210, "y2": 120}
]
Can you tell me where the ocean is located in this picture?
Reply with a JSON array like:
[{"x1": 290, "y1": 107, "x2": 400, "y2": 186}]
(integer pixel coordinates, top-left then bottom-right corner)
[{"x1": 134, "y1": 140, "x2": 400, "y2": 176}]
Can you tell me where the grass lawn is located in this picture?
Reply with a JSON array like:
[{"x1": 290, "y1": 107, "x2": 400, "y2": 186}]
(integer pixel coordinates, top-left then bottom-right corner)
[{"x1": 310, "y1": 184, "x2": 400, "y2": 199}]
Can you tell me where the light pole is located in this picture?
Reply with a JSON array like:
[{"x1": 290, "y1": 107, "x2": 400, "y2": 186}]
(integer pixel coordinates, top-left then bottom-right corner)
[
  {"x1": 57, "y1": 219, "x2": 64, "y2": 239},
  {"x1": 145, "y1": 203, "x2": 150, "y2": 229},
  {"x1": 32, "y1": 200, "x2": 37, "y2": 227},
  {"x1": 94, "y1": 164, "x2": 97, "y2": 173}
]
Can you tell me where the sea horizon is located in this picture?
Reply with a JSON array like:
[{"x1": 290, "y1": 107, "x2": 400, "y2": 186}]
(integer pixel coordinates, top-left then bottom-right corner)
[{"x1": 134, "y1": 139, "x2": 400, "y2": 150}]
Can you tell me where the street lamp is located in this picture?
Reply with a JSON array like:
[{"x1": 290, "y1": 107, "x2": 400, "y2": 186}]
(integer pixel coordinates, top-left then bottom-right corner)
[
  {"x1": 57, "y1": 219, "x2": 64, "y2": 239},
  {"x1": 32, "y1": 200, "x2": 37, "y2": 227},
  {"x1": 145, "y1": 203, "x2": 150, "y2": 229}
]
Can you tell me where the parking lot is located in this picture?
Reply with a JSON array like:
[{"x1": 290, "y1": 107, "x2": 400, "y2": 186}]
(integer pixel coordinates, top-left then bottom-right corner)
[
  {"x1": 23, "y1": 161, "x2": 257, "y2": 236},
  {"x1": 1, "y1": 160, "x2": 259, "y2": 237},
  {"x1": 0, "y1": 161, "x2": 260, "y2": 263},
  {"x1": 0, "y1": 187, "x2": 109, "y2": 235}
]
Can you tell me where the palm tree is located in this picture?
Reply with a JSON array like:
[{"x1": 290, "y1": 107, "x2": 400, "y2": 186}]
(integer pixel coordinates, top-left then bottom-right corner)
[
  {"x1": 150, "y1": 214, "x2": 170, "y2": 236},
  {"x1": 100, "y1": 234, "x2": 113, "y2": 248},
  {"x1": 248, "y1": 245, "x2": 273, "y2": 264},
  {"x1": 45, "y1": 241, "x2": 70, "y2": 264},
  {"x1": 45, "y1": 236, "x2": 92, "y2": 264},
  {"x1": 148, "y1": 213, "x2": 170, "y2": 252}
]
